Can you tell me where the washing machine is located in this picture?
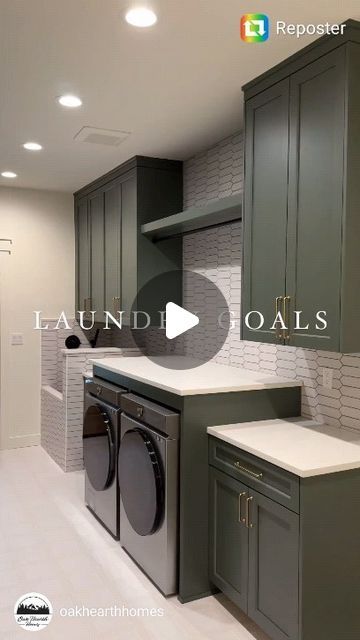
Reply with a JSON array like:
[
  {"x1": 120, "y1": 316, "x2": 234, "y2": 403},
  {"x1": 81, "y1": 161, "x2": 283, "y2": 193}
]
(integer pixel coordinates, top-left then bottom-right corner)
[
  {"x1": 118, "y1": 393, "x2": 180, "y2": 595},
  {"x1": 83, "y1": 377, "x2": 127, "y2": 539}
]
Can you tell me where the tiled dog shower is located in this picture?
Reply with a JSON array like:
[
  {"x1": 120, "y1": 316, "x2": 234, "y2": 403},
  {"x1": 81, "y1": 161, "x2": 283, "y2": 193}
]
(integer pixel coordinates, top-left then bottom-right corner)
[{"x1": 40, "y1": 320, "x2": 140, "y2": 471}]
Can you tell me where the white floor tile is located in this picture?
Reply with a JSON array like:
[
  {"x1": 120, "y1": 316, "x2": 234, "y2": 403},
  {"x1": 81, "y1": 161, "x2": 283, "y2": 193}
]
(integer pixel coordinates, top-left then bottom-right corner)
[{"x1": 0, "y1": 446, "x2": 269, "y2": 639}]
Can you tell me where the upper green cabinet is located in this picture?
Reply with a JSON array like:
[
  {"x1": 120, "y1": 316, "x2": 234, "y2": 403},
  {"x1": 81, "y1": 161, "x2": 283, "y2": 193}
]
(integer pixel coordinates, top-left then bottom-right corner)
[
  {"x1": 74, "y1": 156, "x2": 183, "y2": 323},
  {"x1": 89, "y1": 190, "x2": 106, "y2": 318},
  {"x1": 242, "y1": 79, "x2": 290, "y2": 345},
  {"x1": 75, "y1": 198, "x2": 90, "y2": 315},
  {"x1": 103, "y1": 179, "x2": 122, "y2": 316},
  {"x1": 242, "y1": 22, "x2": 360, "y2": 352}
]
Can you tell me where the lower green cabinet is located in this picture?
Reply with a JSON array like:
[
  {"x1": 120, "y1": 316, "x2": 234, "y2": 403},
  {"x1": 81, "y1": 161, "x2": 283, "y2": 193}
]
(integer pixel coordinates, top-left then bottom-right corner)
[
  {"x1": 248, "y1": 489, "x2": 299, "y2": 640},
  {"x1": 209, "y1": 468, "x2": 249, "y2": 611},
  {"x1": 209, "y1": 435, "x2": 360, "y2": 640},
  {"x1": 209, "y1": 466, "x2": 299, "y2": 640}
]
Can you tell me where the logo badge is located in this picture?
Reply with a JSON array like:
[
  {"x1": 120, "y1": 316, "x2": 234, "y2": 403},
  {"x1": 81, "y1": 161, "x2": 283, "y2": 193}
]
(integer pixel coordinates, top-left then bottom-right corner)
[
  {"x1": 240, "y1": 14, "x2": 269, "y2": 42},
  {"x1": 14, "y1": 593, "x2": 53, "y2": 632}
]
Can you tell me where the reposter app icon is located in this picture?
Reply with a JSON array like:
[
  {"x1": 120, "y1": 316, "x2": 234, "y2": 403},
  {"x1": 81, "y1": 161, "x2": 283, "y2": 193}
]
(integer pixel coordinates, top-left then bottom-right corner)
[{"x1": 241, "y1": 14, "x2": 269, "y2": 42}]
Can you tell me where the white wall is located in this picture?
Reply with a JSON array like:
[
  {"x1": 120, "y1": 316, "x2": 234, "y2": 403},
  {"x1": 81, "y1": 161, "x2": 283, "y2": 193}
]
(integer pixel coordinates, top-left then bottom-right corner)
[{"x1": 0, "y1": 187, "x2": 74, "y2": 449}]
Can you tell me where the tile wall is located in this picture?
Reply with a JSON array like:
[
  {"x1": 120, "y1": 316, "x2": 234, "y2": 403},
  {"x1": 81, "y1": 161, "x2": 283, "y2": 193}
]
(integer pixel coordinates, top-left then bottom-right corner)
[{"x1": 181, "y1": 131, "x2": 360, "y2": 432}]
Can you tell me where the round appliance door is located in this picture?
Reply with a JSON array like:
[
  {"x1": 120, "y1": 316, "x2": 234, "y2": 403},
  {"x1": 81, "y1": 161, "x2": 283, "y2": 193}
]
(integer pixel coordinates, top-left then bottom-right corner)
[
  {"x1": 83, "y1": 402, "x2": 115, "y2": 491},
  {"x1": 118, "y1": 427, "x2": 164, "y2": 536}
]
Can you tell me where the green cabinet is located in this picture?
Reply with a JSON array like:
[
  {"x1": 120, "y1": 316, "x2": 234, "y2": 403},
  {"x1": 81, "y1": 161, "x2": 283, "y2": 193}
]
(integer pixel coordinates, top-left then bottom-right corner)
[
  {"x1": 75, "y1": 179, "x2": 124, "y2": 322},
  {"x1": 89, "y1": 191, "x2": 105, "y2": 319},
  {"x1": 285, "y1": 50, "x2": 344, "y2": 350},
  {"x1": 248, "y1": 489, "x2": 299, "y2": 640},
  {"x1": 103, "y1": 179, "x2": 122, "y2": 316},
  {"x1": 74, "y1": 156, "x2": 183, "y2": 323},
  {"x1": 242, "y1": 79, "x2": 290, "y2": 345},
  {"x1": 75, "y1": 198, "x2": 90, "y2": 314},
  {"x1": 209, "y1": 467, "x2": 299, "y2": 639},
  {"x1": 209, "y1": 463, "x2": 299, "y2": 640},
  {"x1": 209, "y1": 468, "x2": 248, "y2": 611},
  {"x1": 209, "y1": 435, "x2": 360, "y2": 640},
  {"x1": 242, "y1": 24, "x2": 360, "y2": 352}
]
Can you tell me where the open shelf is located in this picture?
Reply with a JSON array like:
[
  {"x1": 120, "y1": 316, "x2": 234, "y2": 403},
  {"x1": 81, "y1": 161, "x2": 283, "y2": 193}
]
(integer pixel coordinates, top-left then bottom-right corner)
[{"x1": 141, "y1": 193, "x2": 242, "y2": 241}]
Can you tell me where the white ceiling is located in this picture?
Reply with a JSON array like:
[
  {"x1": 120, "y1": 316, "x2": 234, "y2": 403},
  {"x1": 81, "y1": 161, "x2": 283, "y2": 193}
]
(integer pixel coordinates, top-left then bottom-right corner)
[{"x1": 0, "y1": 1, "x2": 358, "y2": 192}]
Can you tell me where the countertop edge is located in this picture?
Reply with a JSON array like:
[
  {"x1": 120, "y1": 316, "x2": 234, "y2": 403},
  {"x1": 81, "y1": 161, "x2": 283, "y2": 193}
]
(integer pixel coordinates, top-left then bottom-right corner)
[
  {"x1": 92, "y1": 360, "x2": 302, "y2": 396},
  {"x1": 207, "y1": 428, "x2": 360, "y2": 478}
]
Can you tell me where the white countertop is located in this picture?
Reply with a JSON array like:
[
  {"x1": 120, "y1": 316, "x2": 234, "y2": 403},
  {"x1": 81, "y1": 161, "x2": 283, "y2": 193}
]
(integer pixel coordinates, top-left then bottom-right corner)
[
  {"x1": 90, "y1": 355, "x2": 301, "y2": 396},
  {"x1": 207, "y1": 418, "x2": 360, "y2": 477}
]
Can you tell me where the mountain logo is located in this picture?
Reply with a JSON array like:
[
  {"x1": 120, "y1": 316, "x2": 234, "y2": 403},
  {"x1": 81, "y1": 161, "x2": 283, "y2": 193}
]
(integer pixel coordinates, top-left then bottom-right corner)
[{"x1": 14, "y1": 593, "x2": 53, "y2": 631}]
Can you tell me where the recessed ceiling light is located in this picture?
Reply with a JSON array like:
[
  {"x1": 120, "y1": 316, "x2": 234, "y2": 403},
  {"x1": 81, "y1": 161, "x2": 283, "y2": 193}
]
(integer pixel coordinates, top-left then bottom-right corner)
[
  {"x1": 125, "y1": 7, "x2": 157, "y2": 27},
  {"x1": 1, "y1": 171, "x2": 17, "y2": 178},
  {"x1": 58, "y1": 94, "x2": 82, "y2": 108},
  {"x1": 23, "y1": 142, "x2": 43, "y2": 151}
]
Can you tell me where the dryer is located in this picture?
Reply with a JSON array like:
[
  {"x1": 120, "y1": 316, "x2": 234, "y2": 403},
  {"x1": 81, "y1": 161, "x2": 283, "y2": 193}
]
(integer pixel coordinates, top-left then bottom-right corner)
[
  {"x1": 119, "y1": 393, "x2": 180, "y2": 595},
  {"x1": 83, "y1": 377, "x2": 127, "y2": 539}
]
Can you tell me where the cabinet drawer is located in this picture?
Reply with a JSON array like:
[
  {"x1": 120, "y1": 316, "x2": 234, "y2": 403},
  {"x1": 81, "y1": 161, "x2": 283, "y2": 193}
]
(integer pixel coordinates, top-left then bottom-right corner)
[{"x1": 209, "y1": 437, "x2": 299, "y2": 513}]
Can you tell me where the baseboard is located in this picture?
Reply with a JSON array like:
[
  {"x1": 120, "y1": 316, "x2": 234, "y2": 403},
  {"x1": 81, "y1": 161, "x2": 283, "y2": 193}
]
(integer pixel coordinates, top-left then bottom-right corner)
[{"x1": 1, "y1": 433, "x2": 40, "y2": 450}]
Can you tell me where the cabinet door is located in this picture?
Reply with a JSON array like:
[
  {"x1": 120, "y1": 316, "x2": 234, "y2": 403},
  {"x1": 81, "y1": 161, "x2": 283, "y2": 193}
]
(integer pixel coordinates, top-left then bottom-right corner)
[
  {"x1": 89, "y1": 191, "x2": 105, "y2": 321},
  {"x1": 248, "y1": 489, "x2": 299, "y2": 640},
  {"x1": 75, "y1": 198, "x2": 90, "y2": 312},
  {"x1": 242, "y1": 79, "x2": 290, "y2": 343},
  {"x1": 104, "y1": 180, "x2": 122, "y2": 316},
  {"x1": 121, "y1": 175, "x2": 137, "y2": 315},
  {"x1": 286, "y1": 48, "x2": 346, "y2": 350},
  {"x1": 209, "y1": 467, "x2": 249, "y2": 612}
]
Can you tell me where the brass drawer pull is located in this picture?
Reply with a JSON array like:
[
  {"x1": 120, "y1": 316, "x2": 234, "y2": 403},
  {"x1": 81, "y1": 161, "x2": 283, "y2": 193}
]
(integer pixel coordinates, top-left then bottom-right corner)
[
  {"x1": 238, "y1": 492, "x2": 246, "y2": 524},
  {"x1": 234, "y1": 461, "x2": 263, "y2": 480},
  {"x1": 246, "y1": 496, "x2": 254, "y2": 528}
]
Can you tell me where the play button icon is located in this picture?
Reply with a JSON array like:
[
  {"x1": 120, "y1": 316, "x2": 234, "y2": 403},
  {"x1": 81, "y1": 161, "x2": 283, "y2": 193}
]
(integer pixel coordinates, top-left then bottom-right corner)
[
  {"x1": 130, "y1": 269, "x2": 231, "y2": 369},
  {"x1": 165, "y1": 302, "x2": 199, "y2": 339}
]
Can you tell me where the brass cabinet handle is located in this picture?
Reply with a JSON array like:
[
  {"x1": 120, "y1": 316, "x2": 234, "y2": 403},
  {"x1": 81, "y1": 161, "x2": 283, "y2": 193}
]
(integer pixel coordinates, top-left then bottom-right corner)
[
  {"x1": 275, "y1": 296, "x2": 283, "y2": 341},
  {"x1": 238, "y1": 492, "x2": 246, "y2": 524},
  {"x1": 246, "y1": 496, "x2": 254, "y2": 529},
  {"x1": 234, "y1": 461, "x2": 263, "y2": 480},
  {"x1": 283, "y1": 296, "x2": 291, "y2": 342}
]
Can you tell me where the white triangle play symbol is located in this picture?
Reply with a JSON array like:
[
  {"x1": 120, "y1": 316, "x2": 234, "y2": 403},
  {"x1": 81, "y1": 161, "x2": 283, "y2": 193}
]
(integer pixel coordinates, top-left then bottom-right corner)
[{"x1": 165, "y1": 302, "x2": 199, "y2": 339}]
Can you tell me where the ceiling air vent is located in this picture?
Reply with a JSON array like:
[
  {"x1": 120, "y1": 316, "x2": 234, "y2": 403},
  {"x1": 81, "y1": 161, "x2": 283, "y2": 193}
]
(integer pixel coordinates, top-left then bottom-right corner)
[{"x1": 74, "y1": 127, "x2": 131, "y2": 147}]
